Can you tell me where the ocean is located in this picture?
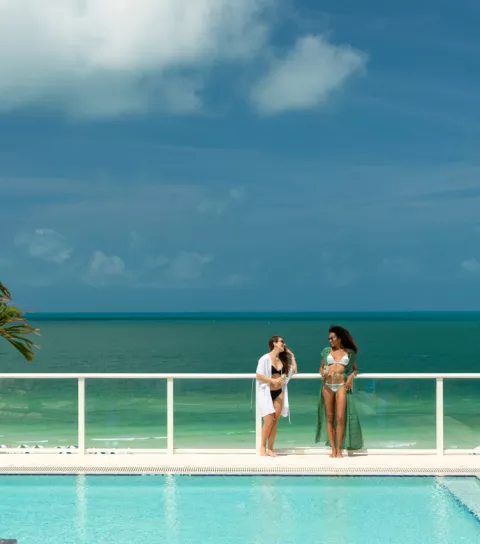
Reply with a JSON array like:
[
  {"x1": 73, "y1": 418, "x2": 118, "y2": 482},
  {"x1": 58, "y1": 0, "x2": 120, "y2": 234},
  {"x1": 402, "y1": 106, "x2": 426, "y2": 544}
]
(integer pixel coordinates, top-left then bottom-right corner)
[{"x1": 0, "y1": 313, "x2": 479, "y2": 450}]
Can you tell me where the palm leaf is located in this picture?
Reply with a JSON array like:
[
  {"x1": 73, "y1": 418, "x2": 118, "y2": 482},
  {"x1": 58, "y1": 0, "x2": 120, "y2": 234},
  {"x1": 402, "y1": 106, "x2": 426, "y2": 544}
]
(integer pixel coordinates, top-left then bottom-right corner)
[
  {"x1": 0, "y1": 281, "x2": 40, "y2": 361},
  {"x1": 0, "y1": 281, "x2": 12, "y2": 300},
  {"x1": 2, "y1": 337, "x2": 37, "y2": 361}
]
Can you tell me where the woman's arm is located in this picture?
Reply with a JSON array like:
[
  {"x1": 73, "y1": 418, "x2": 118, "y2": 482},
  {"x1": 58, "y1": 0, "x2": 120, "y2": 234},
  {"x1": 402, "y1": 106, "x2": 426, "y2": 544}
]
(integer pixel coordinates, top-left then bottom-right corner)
[
  {"x1": 291, "y1": 357, "x2": 297, "y2": 374},
  {"x1": 345, "y1": 360, "x2": 358, "y2": 390},
  {"x1": 286, "y1": 348, "x2": 297, "y2": 374},
  {"x1": 256, "y1": 373, "x2": 282, "y2": 387}
]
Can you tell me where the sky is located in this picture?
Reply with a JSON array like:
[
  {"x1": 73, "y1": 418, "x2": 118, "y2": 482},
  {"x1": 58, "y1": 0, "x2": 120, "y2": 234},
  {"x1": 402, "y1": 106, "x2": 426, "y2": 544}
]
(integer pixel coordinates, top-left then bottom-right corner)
[{"x1": 1, "y1": 0, "x2": 480, "y2": 312}]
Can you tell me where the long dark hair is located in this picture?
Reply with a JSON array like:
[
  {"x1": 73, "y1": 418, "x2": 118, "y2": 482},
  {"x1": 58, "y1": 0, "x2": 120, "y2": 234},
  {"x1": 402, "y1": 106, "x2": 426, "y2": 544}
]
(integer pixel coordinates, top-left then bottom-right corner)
[
  {"x1": 329, "y1": 325, "x2": 358, "y2": 353},
  {"x1": 268, "y1": 335, "x2": 291, "y2": 375}
]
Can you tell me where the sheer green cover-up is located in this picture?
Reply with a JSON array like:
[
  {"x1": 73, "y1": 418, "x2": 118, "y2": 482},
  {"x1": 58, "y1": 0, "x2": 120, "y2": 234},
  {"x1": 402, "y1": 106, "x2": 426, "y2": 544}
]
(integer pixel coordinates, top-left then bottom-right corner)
[{"x1": 314, "y1": 347, "x2": 364, "y2": 450}]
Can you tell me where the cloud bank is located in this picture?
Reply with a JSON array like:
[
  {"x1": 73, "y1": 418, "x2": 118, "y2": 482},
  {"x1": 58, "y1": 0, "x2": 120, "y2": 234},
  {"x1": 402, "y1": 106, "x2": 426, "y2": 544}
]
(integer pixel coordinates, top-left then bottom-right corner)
[{"x1": 0, "y1": 1, "x2": 366, "y2": 117}]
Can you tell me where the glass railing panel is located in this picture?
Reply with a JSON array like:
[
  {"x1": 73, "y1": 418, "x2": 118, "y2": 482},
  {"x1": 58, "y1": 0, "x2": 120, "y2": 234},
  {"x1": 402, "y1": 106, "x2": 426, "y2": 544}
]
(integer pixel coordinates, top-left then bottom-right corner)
[
  {"x1": 2, "y1": 376, "x2": 470, "y2": 453},
  {"x1": 444, "y1": 379, "x2": 480, "y2": 450},
  {"x1": 354, "y1": 379, "x2": 436, "y2": 449},
  {"x1": 85, "y1": 379, "x2": 167, "y2": 450},
  {"x1": 275, "y1": 378, "x2": 436, "y2": 450},
  {"x1": 0, "y1": 378, "x2": 77, "y2": 448},
  {"x1": 174, "y1": 379, "x2": 255, "y2": 449}
]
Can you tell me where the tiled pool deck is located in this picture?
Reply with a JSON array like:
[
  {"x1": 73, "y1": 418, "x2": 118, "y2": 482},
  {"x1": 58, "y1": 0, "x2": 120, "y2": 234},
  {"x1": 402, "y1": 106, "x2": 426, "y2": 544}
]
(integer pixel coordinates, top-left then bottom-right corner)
[{"x1": 0, "y1": 453, "x2": 478, "y2": 475}]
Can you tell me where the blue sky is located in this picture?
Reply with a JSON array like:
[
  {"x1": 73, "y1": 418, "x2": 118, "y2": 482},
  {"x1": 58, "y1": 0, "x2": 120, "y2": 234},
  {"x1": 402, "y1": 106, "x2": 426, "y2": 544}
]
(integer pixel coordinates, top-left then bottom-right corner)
[{"x1": 1, "y1": 0, "x2": 480, "y2": 312}]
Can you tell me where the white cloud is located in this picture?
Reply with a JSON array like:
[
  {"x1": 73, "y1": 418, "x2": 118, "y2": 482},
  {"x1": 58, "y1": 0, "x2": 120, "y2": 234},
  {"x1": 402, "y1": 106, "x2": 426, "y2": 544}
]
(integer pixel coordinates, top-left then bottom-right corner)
[
  {"x1": 88, "y1": 250, "x2": 125, "y2": 275},
  {"x1": 84, "y1": 250, "x2": 126, "y2": 285},
  {"x1": 0, "y1": 0, "x2": 272, "y2": 117},
  {"x1": 15, "y1": 228, "x2": 72, "y2": 264},
  {"x1": 196, "y1": 199, "x2": 227, "y2": 215},
  {"x1": 167, "y1": 251, "x2": 213, "y2": 281},
  {"x1": 142, "y1": 251, "x2": 213, "y2": 284},
  {"x1": 251, "y1": 35, "x2": 366, "y2": 114},
  {"x1": 460, "y1": 258, "x2": 480, "y2": 273},
  {"x1": 0, "y1": 3, "x2": 367, "y2": 118},
  {"x1": 129, "y1": 230, "x2": 141, "y2": 249},
  {"x1": 229, "y1": 187, "x2": 245, "y2": 201},
  {"x1": 197, "y1": 187, "x2": 245, "y2": 215},
  {"x1": 145, "y1": 255, "x2": 170, "y2": 270},
  {"x1": 223, "y1": 273, "x2": 249, "y2": 286}
]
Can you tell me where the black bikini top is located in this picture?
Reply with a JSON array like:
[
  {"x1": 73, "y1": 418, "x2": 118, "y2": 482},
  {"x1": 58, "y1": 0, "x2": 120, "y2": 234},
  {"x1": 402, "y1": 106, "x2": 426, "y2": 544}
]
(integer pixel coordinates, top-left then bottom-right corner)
[{"x1": 271, "y1": 365, "x2": 283, "y2": 375}]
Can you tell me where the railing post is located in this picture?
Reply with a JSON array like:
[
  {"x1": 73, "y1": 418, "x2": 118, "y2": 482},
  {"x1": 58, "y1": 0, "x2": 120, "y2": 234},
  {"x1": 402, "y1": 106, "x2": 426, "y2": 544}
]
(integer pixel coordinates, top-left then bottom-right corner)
[
  {"x1": 167, "y1": 377, "x2": 174, "y2": 454},
  {"x1": 255, "y1": 382, "x2": 262, "y2": 455},
  {"x1": 436, "y1": 377, "x2": 444, "y2": 456},
  {"x1": 78, "y1": 377, "x2": 85, "y2": 455}
]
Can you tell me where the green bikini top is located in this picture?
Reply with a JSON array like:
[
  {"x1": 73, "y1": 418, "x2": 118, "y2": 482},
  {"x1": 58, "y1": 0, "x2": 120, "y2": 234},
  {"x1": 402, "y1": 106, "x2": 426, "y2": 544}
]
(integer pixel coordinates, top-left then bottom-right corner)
[{"x1": 321, "y1": 347, "x2": 357, "y2": 377}]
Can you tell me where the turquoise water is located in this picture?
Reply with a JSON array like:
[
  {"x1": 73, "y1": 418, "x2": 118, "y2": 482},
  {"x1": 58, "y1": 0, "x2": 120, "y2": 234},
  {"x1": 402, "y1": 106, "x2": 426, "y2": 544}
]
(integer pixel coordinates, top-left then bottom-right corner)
[
  {"x1": 0, "y1": 476, "x2": 478, "y2": 543},
  {"x1": 0, "y1": 314, "x2": 479, "y2": 449}
]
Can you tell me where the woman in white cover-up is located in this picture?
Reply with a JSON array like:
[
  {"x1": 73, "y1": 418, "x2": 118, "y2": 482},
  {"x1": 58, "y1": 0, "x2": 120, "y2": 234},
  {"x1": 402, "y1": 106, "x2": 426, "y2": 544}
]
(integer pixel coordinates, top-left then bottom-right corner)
[{"x1": 256, "y1": 335, "x2": 297, "y2": 457}]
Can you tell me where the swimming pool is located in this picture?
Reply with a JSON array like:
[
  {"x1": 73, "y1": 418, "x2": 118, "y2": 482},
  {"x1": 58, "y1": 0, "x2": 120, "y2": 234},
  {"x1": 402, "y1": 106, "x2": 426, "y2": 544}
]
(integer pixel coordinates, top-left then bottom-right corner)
[{"x1": 0, "y1": 476, "x2": 478, "y2": 543}]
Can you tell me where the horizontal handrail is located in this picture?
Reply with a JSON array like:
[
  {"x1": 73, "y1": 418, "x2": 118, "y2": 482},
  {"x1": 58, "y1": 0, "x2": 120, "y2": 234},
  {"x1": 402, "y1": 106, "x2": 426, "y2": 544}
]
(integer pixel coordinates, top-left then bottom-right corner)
[
  {"x1": 0, "y1": 373, "x2": 477, "y2": 456},
  {"x1": 0, "y1": 373, "x2": 479, "y2": 379}
]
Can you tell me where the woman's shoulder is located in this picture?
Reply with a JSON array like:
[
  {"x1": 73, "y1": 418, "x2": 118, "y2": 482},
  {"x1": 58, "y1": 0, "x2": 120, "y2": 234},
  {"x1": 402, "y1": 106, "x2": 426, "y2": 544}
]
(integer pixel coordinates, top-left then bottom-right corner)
[
  {"x1": 258, "y1": 353, "x2": 270, "y2": 364},
  {"x1": 321, "y1": 347, "x2": 330, "y2": 358}
]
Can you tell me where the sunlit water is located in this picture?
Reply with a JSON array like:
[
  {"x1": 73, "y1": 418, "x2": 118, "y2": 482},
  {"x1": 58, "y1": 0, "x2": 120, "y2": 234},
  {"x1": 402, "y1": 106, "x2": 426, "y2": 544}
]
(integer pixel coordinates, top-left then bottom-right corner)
[{"x1": 0, "y1": 314, "x2": 478, "y2": 450}]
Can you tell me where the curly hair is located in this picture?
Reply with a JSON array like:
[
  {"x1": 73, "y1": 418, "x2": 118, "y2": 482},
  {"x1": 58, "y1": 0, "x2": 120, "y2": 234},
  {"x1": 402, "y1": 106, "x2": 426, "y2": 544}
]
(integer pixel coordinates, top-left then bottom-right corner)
[{"x1": 329, "y1": 325, "x2": 358, "y2": 353}]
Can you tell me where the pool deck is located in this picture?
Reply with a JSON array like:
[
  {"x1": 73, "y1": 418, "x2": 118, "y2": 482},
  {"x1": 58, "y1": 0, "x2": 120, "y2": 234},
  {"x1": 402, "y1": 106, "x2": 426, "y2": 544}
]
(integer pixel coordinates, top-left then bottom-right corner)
[{"x1": 0, "y1": 453, "x2": 479, "y2": 476}]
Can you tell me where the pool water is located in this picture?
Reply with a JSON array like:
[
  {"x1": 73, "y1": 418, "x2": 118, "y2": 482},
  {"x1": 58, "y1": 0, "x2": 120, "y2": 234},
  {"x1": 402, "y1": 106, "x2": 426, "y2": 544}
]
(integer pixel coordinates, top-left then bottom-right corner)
[{"x1": 0, "y1": 476, "x2": 478, "y2": 544}]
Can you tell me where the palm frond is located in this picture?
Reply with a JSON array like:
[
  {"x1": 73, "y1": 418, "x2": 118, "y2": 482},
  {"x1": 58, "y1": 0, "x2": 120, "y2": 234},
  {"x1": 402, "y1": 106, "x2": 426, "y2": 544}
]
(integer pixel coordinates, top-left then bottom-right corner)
[
  {"x1": 0, "y1": 281, "x2": 40, "y2": 361},
  {"x1": 2, "y1": 337, "x2": 37, "y2": 361},
  {"x1": 0, "y1": 281, "x2": 12, "y2": 301}
]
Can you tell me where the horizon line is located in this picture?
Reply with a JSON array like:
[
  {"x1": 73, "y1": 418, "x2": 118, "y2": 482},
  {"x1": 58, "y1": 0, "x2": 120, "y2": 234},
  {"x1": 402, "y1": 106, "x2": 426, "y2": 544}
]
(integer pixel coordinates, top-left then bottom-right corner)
[{"x1": 24, "y1": 310, "x2": 480, "y2": 316}]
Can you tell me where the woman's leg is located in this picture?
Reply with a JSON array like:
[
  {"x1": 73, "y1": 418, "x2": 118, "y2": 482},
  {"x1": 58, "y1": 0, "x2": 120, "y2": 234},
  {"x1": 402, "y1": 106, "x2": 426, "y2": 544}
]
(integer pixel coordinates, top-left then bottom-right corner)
[
  {"x1": 261, "y1": 413, "x2": 275, "y2": 456},
  {"x1": 334, "y1": 386, "x2": 347, "y2": 458},
  {"x1": 322, "y1": 385, "x2": 337, "y2": 457},
  {"x1": 267, "y1": 393, "x2": 284, "y2": 456}
]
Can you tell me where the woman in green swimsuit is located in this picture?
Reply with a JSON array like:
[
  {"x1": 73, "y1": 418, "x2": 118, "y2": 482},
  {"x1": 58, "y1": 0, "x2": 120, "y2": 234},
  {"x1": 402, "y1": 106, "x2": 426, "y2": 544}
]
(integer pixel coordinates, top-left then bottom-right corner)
[{"x1": 315, "y1": 325, "x2": 363, "y2": 458}]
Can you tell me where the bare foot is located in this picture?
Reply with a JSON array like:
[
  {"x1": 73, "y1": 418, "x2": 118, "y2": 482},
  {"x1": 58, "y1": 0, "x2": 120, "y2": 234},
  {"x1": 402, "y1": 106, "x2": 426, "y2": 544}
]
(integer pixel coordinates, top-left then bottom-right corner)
[
  {"x1": 329, "y1": 450, "x2": 337, "y2": 458},
  {"x1": 260, "y1": 447, "x2": 268, "y2": 457},
  {"x1": 268, "y1": 449, "x2": 277, "y2": 457},
  {"x1": 336, "y1": 451, "x2": 344, "y2": 458}
]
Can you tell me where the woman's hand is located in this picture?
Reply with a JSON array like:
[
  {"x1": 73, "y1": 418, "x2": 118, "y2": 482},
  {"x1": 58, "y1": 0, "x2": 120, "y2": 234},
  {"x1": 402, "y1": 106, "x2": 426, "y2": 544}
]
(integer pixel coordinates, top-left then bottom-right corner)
[
  {"x1": 345, "y1": 376, "x2": 353, "y2": 391},
  {"x1": 272, "y1": 377, "x2": 283, "y2": 388},
  {"x1": 286, "y1": 348, "x2": 297, "y2": 374}
]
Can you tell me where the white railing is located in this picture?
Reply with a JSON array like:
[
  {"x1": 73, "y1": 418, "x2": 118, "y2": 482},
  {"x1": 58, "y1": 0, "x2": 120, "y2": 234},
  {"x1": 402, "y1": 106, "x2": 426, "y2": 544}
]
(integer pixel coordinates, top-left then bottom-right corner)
[{"x1": 0, "y1": 373, "x2": 479, "y2": 456}]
